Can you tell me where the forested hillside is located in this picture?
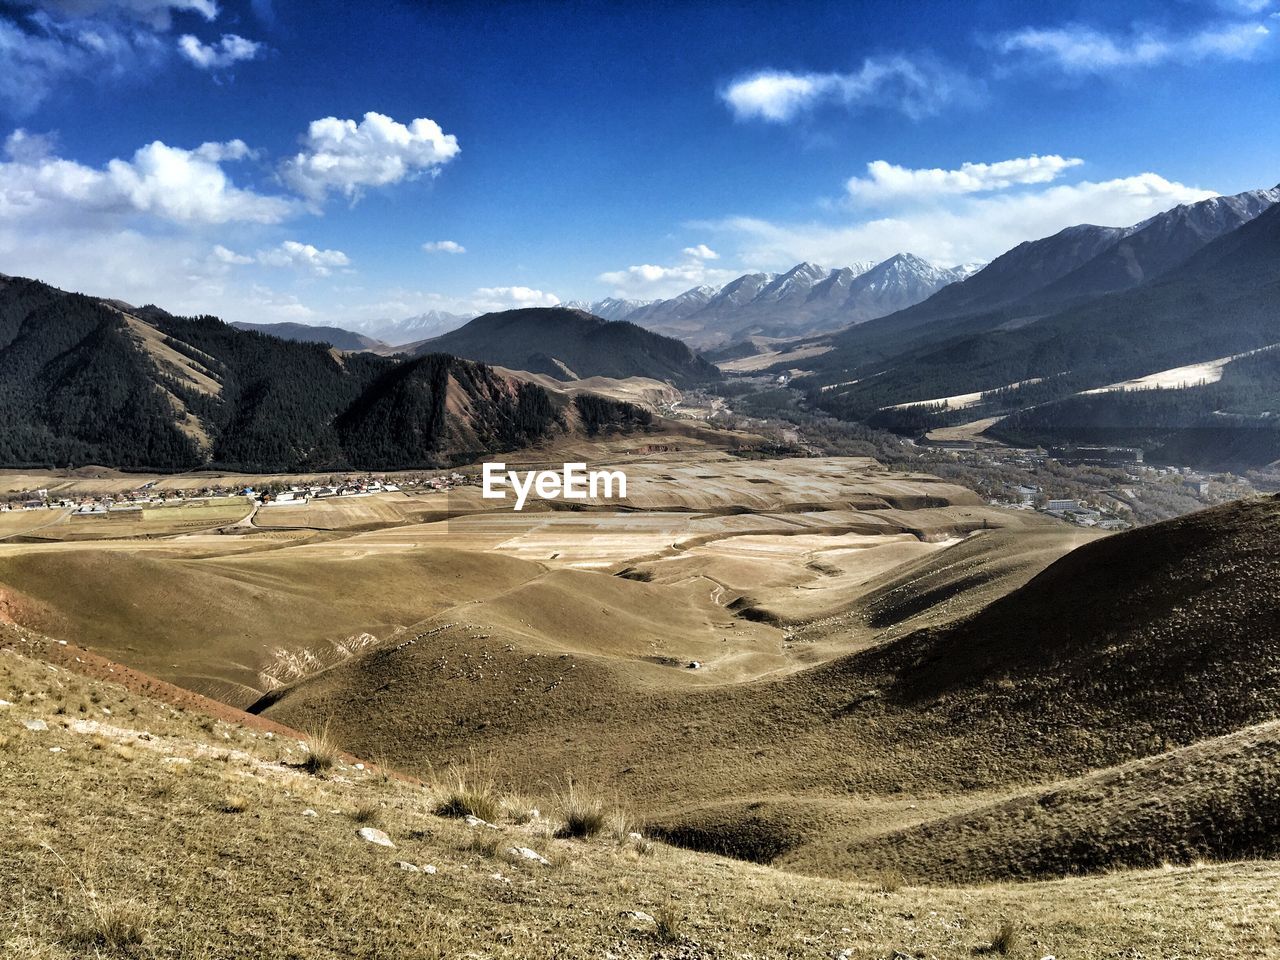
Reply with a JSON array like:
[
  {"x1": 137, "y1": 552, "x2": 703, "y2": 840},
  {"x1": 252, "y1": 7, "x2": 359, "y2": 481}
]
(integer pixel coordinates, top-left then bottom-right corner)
[
  {"x1": 0, "y1": 277, "x2": 652, "y2": 472},
  {"x1": 229, "y1": 321, "x2": 386, "y2": 352}
]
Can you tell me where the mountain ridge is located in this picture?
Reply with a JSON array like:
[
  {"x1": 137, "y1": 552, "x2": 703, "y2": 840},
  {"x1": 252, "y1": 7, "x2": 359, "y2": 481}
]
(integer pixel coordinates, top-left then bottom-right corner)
[
  {"x1": 618, "y1": 254, "x2": 971, "y2": 347},
  {"x1": 405, "y1": 306, "x2": 722, "y2": 386}
]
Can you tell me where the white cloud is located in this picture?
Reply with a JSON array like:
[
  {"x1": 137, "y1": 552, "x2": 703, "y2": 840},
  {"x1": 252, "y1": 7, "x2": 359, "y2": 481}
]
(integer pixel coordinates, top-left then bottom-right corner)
[
  {"x1": 701, "y1": 173, "x2": 1214, "y2": 269},
  {"x1": 599, "y1": 247, "x2": 739, "y2": 299},
  {"x1": 0, "y1": 1, "x2": 229, "y2": 112},
  {"x1": 0, "y1": 11, "x2": 168, "y2": 112},
  {"x1": 210, "y1": 243, "x2": 250, "y2": 265},
  {"x1": 16, "y1": 1, "x2": 218, "y2": 29},
  {"x1": 722, "y1": 56, "x2": 976, "y2": 123},
  {"x1": 177, "y1": 32, "x2": 263, "y2": 69},
  {"x1": 423, "y1": 239, "x2": 465, "y2": 254},
  {"x1": 281, "y1": 111, "x2": 460, "y2": 203},
  {"x1": 682, "y1": 243, "x2": 718, "y2": 259},
  {"x1": 471, "y1": 286, "x2": 560, "y2": 311},
  {"x1": 0, "y1": 129, "x2": 295, "y2": 224},
  {"x1": 846, "y1": 155, "x2": 1084, "y2": 203},
  {"x1": 0, "y1": 225, "x2": 334, "y2": 325},
  {"x1": 997, "y1": 21, "x2": 1273, "y2": 73},
  {"x1": 254, "y1": 240, "x2": 350, "y2": 276}
]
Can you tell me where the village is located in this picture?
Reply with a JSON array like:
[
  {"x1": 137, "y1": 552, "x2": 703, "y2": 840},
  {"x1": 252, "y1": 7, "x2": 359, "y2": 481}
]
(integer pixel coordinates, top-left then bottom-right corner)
[{"x1": 0, "y1": 471, "x2": 476, "y2": 516}]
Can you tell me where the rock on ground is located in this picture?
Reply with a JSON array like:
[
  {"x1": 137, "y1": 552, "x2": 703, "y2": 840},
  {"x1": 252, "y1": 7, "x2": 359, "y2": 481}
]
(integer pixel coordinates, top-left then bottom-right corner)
[{"x1": 357, "y1": 827, "x2": 395, "y2": 848}]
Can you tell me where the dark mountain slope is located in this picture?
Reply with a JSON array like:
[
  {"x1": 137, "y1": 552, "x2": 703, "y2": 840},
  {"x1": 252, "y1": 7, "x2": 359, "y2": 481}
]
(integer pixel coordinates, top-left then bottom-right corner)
[
  {"x1": 230, "y1": 321, "x2": 387, "y2": 352},
  {"x1": 0, "y1": 277, "x2": 200, "y2": 469},
  {"x1": 0, "y1": 277, "x2": 653, "y2": 472},
  {"x1": 885, "y1": 224, "x2": 1127, "y2": 328},
  {"x1": 409, "y1": 307, "x2": 721, "y2": 385},
  {"x1": 1030, "y1": 187, "x2": 1280, "y2": 305},
  {"x1": 336, "y1": 353, "x2": 564, "y2": 469}
]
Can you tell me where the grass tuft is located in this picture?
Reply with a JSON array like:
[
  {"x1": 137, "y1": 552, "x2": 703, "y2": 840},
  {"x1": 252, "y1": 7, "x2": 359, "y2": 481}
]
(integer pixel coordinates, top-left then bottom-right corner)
[
  {"x1": 433, "y1": 763, "x2": 501, "y2": 823},
  {"x1": 984, "y1": 920, "x2": 1018, "y2": 955},
  {"x1": 351, "y1": 801, "x2": 382, "y2": 826},
  {"x1": 653, "y1": 904, "x2": 683, "y2": 944},
  {"x1": 300, "y1": 721, "x2": 339, "y2": 777},
  {"x1": 555, "y1": 779, "x2": 608, "y2": 840},
  {"x1": 873, "y1": 868, "x2": 904, "y2": 894},
  {"x1": 77, "y1": 898, "x2": 152, "y2": 953}
]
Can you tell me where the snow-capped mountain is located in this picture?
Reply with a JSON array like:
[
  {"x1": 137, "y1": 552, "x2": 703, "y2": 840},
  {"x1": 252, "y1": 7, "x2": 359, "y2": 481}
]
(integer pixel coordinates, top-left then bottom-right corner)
[
  {"x1": 838, "y1": 254, "x2": 967, "y2": 324},
  {"x1": 1032, "y1": 186, "x2": 1280, "y2": 303},
  {"x1": 351, "y1": 310, "x2": 475, "y2": 346},
  {"x1": 561, "y1": 297, "x2": 657, "y2": 321},
  {"x1": 620, "y1": 285, "x2": 719, "y2": 329},
  {"x1": 615, "y1": 255, "x2": 969, "y2": 348}
]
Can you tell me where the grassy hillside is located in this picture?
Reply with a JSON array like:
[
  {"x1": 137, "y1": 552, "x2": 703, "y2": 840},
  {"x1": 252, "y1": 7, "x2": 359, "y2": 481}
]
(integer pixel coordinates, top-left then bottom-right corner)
[
  {"x1": 249, "y1": 494, "x2": 1280, "y2": 887},
  {"x1": 4, "y1": 630, "x2": 1278, "y2": 959}
]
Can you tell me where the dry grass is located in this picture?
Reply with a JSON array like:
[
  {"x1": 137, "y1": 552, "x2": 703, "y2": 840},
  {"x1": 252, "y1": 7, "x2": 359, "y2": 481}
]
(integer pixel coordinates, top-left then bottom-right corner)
[
  {"x1": 3, "y1": 646, "x2": 1279, "y2": 959},
  {"x1": 653, "y1": 903, "x2": 683, "y2": 944},
  {"x1": 433, "y1": 761, "x2": 502, "y2": 823},
  {"x1": 39, "y1": 842, "x2": 152, "y2": 954},
  {"x1": 300, "y1": 721, "x2": 339, "y2": 776},
  {"x1": 75, "y1": 897, "x2": 152, "y2": 954},
  {"x1": 979, "y1": 920, "x2": 1019, "y2": 955},
  {"x1": 498, "y1": 791, "x2": 540, "y2": 824},
  {"x1": 555, "y1": 779, "x2": 609, "y2": 840},
  {"x1": 873, "y1": 867, "x2": 904, "y2": 894},
  {"x1": 351, "y1": 801, "x2": 382, "y2": 826}
]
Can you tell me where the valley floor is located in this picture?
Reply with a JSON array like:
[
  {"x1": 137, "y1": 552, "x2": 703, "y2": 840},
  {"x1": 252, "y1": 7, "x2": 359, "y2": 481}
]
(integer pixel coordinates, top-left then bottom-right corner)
[{"x1": 2, "y1": 453, "x2": 1278, "y2": 957}]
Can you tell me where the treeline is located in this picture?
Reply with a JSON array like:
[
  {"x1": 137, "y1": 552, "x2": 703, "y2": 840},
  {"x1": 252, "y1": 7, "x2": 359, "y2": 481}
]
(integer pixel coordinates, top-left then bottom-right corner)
[
  {"x1": 572, "y1": 393, "x2": 653, "y2": 435},
  {"x1": 993, "y1": 349, "x2": 1280, "y2": 467}
]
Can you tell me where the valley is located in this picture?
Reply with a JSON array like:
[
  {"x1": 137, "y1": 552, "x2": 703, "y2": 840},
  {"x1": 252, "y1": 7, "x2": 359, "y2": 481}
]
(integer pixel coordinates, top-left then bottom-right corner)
[{"x1": 4, "y1": 1, "x2": 1279, "y2": 954}]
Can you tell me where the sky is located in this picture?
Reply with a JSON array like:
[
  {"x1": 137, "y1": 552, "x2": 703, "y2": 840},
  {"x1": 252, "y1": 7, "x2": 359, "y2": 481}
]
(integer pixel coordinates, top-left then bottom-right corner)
[{"x1": 0, "y1": 0, "x2": 1277, "y2": 325}]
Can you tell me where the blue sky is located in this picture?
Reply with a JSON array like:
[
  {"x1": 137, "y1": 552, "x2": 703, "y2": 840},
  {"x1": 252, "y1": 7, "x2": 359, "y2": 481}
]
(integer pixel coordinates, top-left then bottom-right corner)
[{"x1": 0, "y1": 0, "x2": 1277, "y2": 324}]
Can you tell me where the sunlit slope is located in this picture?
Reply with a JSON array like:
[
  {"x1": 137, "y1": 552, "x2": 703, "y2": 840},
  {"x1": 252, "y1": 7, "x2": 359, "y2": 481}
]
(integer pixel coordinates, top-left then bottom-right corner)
[{"x1": 0, "y1": 546, "x2": 542, "y2": 706}]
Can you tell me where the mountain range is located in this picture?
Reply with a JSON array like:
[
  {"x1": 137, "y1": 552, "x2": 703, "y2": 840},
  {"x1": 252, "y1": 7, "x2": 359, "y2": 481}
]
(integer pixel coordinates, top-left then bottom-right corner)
[
  {"x1": 794, "y1": 185, "x2": 1280, "y2": 465},
  {"x1": 225, "y1": 253, "x2": 979, "y2": 357},
  {"x1": 348, "y1": 310, "x2": 476, "y2": 346},
  {"x1": 608, "y1": 255, "x2": 979, "y2": 348}
]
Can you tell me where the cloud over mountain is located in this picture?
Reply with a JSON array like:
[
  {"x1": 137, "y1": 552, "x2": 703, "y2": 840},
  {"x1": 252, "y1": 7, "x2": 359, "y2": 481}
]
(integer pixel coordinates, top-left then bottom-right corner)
[{"x1": 846, "y1": 156, "x2": 1084, "y2": 203}]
